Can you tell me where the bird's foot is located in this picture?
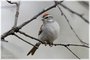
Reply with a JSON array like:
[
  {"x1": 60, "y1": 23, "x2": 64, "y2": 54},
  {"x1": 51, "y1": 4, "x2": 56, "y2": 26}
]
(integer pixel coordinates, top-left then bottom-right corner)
[{"x1": 49, "y1": 43, "x2": 53, "y2": 47}]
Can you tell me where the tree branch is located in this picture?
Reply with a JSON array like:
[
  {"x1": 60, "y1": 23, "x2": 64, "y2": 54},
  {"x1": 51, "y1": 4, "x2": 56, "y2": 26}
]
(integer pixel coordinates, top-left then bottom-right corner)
[
  {"x1": 6, "y1": 0, "x2": 18, "y2": 4},
  {"x1": 13, "y1": 1, "x2": 20, "y2": 28},
  {"x1": 51, "y1": 43, "x2": 89, "y2": 48},
  {"x1": 58, "y1": 2, "x2": 89, "y2": 24},
  {"x1": 7, "y1": 0, "x2": 20, "y2": 28},
  {"x1": 55, "y1": 1, "x2": 88, "y2": 46},
  {"x1": 18, "y1": 31, "x2": 44, "y2": 43},
  {"x1": 65, "y1": 46, "x2": 80, "y2": 59},
  {"x1": 14, "y1": 33, "x2": 37, "y2": 48}
]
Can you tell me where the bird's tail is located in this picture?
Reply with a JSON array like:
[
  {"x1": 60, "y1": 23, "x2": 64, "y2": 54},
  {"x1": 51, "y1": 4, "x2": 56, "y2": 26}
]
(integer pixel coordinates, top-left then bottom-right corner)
[{"x1": 27, "y1": 42, "x2": 41, "y2": 56}]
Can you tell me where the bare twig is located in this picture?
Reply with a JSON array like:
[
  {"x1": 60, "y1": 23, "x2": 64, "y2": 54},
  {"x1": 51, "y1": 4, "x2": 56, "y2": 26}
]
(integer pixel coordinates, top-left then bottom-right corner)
[
  {"x1": 55, "y1": 1, "x2": 88, "y2": 46},
  {"x1": 18, "y1": 31, "x2": 89, "y2": 48},
  {"x1": 58, "y1": 2, "x2": 89, "y2": 24},
  {"x1": 7, "y1": 0, "x2": 20, "y2": 28},
  {"x1": 54, "y1": 1, "x2": 63, "y2": 15},
  {"x1": 52, "y1": 43, "x2": 89, "y2": 48},
  {"x1": 1, "y1": 27, "x2": 19, "y2": 41},
  {"x1": 13, "y1": 1, "x2": 20, "y2": 28},
  {"x1": 18, "y1": 31, "x2": 44, "y2": 43},
  {"x1": 14, "y1": 33, "x2": 37, "y2": 48},
  {"x1": 6, "y1": 0, "x2": 18, "y2": 4},
  {"x1": 65, "y1": 46, "x2": 80, "y2": 59}
]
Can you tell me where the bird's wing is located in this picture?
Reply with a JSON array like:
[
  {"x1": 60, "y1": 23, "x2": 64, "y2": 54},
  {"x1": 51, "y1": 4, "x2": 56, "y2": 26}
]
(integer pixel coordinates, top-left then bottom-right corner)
[{"x1": 38, "y1": 24, "x2": 43, "y2": 35}]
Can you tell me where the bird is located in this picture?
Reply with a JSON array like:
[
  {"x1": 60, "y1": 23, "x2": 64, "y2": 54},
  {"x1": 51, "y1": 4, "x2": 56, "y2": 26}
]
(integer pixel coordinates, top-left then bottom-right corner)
[{"x1": 27, "y1": 12, "x2": 60, "y2": 56}]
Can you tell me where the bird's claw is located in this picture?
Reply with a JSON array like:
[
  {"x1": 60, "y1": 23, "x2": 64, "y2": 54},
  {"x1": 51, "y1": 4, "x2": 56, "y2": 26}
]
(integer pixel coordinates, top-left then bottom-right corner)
[{"x1": 49, "y1": 43, "x2": 53, "y2": 47}]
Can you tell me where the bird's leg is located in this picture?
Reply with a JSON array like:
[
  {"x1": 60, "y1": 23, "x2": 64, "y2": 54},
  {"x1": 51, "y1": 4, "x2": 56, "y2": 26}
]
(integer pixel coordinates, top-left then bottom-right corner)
[
  {"x1": 48, "y1": 42, "x2": 53, "y2": 47},
  {"x1": 44, "y1": 41, "x2": 47, "y2": 46}
]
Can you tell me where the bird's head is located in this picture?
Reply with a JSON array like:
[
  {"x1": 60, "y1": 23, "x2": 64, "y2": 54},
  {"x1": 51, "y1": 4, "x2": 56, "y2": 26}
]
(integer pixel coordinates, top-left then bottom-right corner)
[{"x1": 42, "y1": 12, "x2": 53, "y2": 22}]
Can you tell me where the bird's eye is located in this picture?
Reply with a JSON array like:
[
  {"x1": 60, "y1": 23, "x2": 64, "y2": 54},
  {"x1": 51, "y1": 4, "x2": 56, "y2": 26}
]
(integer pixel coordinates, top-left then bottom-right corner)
[{"x1": 44, "y1": 17, "x2": 48, "y2": 19}]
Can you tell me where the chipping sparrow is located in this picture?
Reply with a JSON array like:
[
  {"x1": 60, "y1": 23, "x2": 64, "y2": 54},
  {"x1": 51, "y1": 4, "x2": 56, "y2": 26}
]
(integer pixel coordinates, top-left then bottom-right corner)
[{"x1": 27, "y1": 13, "x2": 60, "y2": 56}]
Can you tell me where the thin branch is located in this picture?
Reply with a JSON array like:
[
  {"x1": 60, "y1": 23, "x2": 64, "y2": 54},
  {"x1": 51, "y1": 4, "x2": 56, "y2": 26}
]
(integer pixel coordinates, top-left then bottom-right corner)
[
  {"x1": 58, "y1": 2, "x2": 89, "y2": 24},
  {"x1": 1, "y1": 28, "x2": 15, "y2": 40},
  {"x1": 66, "y1": 44, "x2": 89, "y2": 48},
  {"x1": 65, "y1": 46, "x2": 80, "y2": 59},
  {"x1": 6, "y1": 0, "x2": 18, "y2": 4},
  {"x1": 18, "y1": 30, "x2": 44, "y2": 43},
  {"x1": 7, "y1": 0, "x2": 20, "y2": 28},
  {"x1": 18, "y1": 2, "x2": 58, "y2": 29},
  {"x1": 52, "y1": 43, "x2": 89, "y2": 48},
  {"x1": 54, "y1": 1, "x2": 63, "y2": 15},
  {"x1": 13, "y1": 1, "x2": 20, "y2": 28},
  {"x1": 55, "y1": 1, "x2": 88, "y2": 45},
  {"x1": 1, "y1": 27, "x2": 19, "y2": 40},
  {"x1": 14, "y1": 33, "x2": 37, "y2": 48}
]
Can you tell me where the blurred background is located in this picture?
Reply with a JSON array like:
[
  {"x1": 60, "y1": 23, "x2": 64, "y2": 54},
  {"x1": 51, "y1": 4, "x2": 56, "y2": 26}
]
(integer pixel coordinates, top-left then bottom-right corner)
[{"x1": 1, "y1": 0, "x2": 89, "y2": 59}]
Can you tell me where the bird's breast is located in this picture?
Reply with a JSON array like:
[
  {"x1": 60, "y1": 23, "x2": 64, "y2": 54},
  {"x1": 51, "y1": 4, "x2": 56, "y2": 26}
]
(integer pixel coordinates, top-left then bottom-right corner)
[{"x1": 40, "y1": 21, "x2": 60, "y2": 43}]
